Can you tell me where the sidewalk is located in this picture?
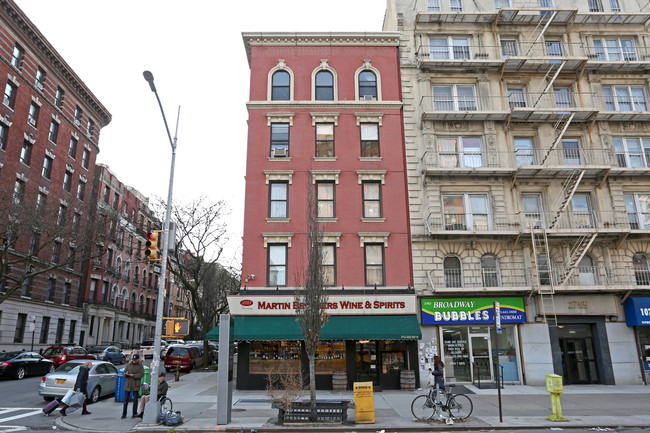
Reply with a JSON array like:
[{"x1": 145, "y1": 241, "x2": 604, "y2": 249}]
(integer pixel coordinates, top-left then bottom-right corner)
[{"x1": 56, "y1": 372, "x2": 650, "y2": 432}]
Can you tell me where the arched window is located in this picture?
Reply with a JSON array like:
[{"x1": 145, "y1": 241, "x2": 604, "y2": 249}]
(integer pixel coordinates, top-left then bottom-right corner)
[
  {"x1": 271, "y1": 70, "x2": 290, "y2": 101},
  {"x1": 116, "y1": 257, "x2": 122, "y2": 274},
  {"x1": 110, "y1": 286, "x2": 118, "y2": 306},
  {"x1": 143, "y1": 269, "x2": 147, "y2": 286},
  {"x1": 130, "y1": 292, "x2": 136, "y2": 311},
  {"x1": 443, "y1": 256, "x2": 462, "y2": 288},
  {"x1": 480, "y1": 254, "x2": 501, "y2": 287},
  {"x1": 359, "y1": 70, "x2": 377, "y2": 100},
  {"x1": 578, "y1": 255, "x2": 598, "y2": 285},
  {"x1": 135, "y1": 265, "x2": 140, "y2": 283},
  {"x1": 633, "y1": 254, "x2": 650, "y2": 285},
  {"x1": 120, "y1": 288, "x2": 128, "y2": 309},
  {"x1": 315, "y1": 70, "x2": 334, "y2": 100},
  {"x1": 139, "y1": 294, "x2": 145, "y2": 313}
]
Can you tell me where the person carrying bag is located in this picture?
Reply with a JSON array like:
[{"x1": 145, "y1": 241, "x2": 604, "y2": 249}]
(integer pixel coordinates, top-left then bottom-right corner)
[
  {"x1": 122, "y1": 353, "x2": 145, "y2": 419},
  {"x1": 59, "y1": 361, "x2": 92, "y2": 416}
]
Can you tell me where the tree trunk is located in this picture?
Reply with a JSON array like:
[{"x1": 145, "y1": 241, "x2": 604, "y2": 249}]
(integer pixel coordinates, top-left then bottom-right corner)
[{"x1": 308, "y1": 353, "x2": 316, "y2": 406}]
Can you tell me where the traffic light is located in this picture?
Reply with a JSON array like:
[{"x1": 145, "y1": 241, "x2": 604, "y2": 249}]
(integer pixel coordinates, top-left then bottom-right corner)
[
  {"x1": 145, "y1": 231, "x2": 160, "y2": 261},
  {"x1": 172, "y1": 319, "x2": 189, "y2": 336}
]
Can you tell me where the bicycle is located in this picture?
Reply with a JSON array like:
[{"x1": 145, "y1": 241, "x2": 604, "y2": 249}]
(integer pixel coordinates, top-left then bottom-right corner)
[
  {"x1": 411, "y1": 384, "x2": 473, "y2": 421},
  {"x1": 159, "y1": 395, "x2": 173, "y2": 414}
]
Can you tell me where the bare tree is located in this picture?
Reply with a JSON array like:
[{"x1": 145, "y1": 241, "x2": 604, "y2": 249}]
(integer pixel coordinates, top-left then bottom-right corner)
[
  {"x1": 294, "y1": 183, "x2": 329, "y2": 407},
  {"x1": 0, "y1": 187, "x2": 109, "y2": 306},
  {"x1": 161, "y1": 197, "x2": 239, "y2": 366}
]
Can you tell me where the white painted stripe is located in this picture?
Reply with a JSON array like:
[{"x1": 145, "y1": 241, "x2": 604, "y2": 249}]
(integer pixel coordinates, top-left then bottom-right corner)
[
  {"x1": 0, "y1": 410, "x2": 43, "y2": 423},
  {"x1": 0, "y1": 427, "x2": 27, "y2": 432},
  {"x1": 0, "y1": 411, "x2": 15, "y2": 417}
]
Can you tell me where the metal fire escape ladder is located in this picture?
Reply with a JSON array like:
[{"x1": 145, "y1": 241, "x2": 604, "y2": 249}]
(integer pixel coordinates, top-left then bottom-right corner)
[
  {"x1": 525, "y1": 10, "x2": 557, "y2": 57},
  {"x1": 556, "y1": 232, "x2": 598, "y2": 286},
  {"x1": 539, "y1": 112, "x2": 576, "y2": 166},
  {"x1": 530, "y1": 225, "x2": 557, "y2": 326},
  {"x1": 532, "y1": 62, "x2": 566, "y2": 108},
  {"x1": 548, "y1": 169, "x2": 584, "y2": 230}
]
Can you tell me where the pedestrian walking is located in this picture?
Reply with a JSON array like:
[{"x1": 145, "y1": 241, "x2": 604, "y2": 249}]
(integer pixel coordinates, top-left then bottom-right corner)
[
  {"x1": 121, "y1": 353, "x2": 144, "y2": 419},
  {"x1": 430, "y1": 355, "x2": 445, "y2": 390},
  {"x1": 59, "y1": 361, "x2": 92, "y2": 416}
]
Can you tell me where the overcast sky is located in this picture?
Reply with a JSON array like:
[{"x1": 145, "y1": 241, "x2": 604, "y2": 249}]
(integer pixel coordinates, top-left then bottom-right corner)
[{"x1": 14, "y1": 0, "x2": 388, "y2": 268}]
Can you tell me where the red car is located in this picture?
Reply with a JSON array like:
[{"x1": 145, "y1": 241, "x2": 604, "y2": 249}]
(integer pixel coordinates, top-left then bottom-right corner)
[
  {"x1": 42, "y1": 346, "x2": 96, "y2": 366},
  {"x1": 164, "y1": 345, "x2": 203, "y2": 372}
]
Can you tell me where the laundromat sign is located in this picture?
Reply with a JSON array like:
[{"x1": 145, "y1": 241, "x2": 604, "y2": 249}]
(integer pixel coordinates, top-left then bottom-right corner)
[{"x1": 421, "y1": 297, "x2": 526, "y2": 325}]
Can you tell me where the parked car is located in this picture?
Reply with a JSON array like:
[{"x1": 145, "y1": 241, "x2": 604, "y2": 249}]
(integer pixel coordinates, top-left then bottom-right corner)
[
  {"x1": 42, "y1": 346, "x2": 96, "y2": 366},
  {"x1": 38, "y1": 360, "x2": 118, "y2": 403},
  {"x1": 187, "y1": 341, "x2": 218, "y2": 364},
  {"x1": 139, "y1": 339, "x2": 168, "y2": 358},
  {"x1": 88, "y1": 346, "x2": 125, "y2": 364},
  {"x1": 0, "y1": 351, "x2": 56, "y2": 380},
  {"x1": 164, "y1": 338, "x2": 185, "y2": 345},
  {"x1": 164, "y1": 345, "x2": 204, "y2": 372}
]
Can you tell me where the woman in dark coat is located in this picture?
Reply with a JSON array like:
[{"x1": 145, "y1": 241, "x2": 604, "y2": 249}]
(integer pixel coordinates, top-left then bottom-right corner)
[
  {"x1": 431, "y1": 355, "x2": 445, "y2": 391},
  {"x1": 60, "y1": 361, "x2": 92, "y2": 416}
]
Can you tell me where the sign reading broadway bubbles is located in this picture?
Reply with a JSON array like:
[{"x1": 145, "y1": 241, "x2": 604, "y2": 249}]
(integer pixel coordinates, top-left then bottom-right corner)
[{"x1": 421, "y1": 297, "x2": 526, "y2": 325}]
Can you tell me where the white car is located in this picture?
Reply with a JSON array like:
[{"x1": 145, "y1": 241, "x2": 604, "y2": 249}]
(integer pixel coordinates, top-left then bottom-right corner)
[{"x1": 138, "y1": 340, "x2": 168, "y2": 358}]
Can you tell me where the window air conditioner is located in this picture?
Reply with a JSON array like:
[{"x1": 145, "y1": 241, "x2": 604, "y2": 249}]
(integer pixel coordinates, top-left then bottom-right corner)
[
  {"x1": 272, "y1": 147, "x2": 288, "y2": 157},
  {"x1": 36, "y1": 82, "x2": 44, "y2": 91},
  {"x1": 74, "y1": 119, "x2": 80, "y2": 126},
  {"x1": 362, "y1": 95, "x2": 376, "y2": 101},
  {"x1": 28, "y1": 117, "x2": 36, "y2": 126}
]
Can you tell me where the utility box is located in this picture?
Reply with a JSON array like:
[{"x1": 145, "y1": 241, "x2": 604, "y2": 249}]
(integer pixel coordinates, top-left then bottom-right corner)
[
  {"x1": 353, "y1": 381, "x2": 375, "y2": 424},
  {"x1": 546, "y1": 373, "x2": 563, "y2": 394}
]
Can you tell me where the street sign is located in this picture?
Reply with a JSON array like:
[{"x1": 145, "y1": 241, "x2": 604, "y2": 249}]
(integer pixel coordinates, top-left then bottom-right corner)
[
  {"x1": 152, "y1": 264, "x2": 162, "y2": 275},
  {"x1": 494, "y1": 301, "x2": 502, "y2": 334},
  {"x1": 29, "y1": 322, "x2": 35, "y2": 332}
]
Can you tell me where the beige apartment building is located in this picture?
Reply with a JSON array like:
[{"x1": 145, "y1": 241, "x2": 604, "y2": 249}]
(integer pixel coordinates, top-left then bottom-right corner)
[{"x1": 385, "y1": 0, "x2": 650, "y2": 385}]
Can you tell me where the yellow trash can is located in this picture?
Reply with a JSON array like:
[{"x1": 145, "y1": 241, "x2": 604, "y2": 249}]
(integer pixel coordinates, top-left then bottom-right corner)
[{"x1": 353, "y1": 381, "x2": 375, "y2": 424}]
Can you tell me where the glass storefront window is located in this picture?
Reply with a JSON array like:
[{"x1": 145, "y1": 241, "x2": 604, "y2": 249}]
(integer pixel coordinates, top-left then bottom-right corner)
[
  {"x1": 441, "y1": 325, "x2": 520, "y2": 383},
  {"x1": 380, "y1": 340, "x2": 406, "y2": 374},
  {"x1": 249, "y1": 340, "x2": 301, "y2": 374},
  {"x1": 315, "y1": 340, "x2": 346, "y2": 374}
]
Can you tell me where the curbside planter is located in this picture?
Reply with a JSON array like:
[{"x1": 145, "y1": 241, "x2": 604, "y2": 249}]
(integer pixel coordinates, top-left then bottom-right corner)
[{"x1": 274, "y1": 400, "x2": 349, "y2": 424}]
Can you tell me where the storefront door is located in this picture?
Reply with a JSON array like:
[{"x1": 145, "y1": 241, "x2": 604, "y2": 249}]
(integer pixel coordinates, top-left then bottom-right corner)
[
  {"x1": 356, "y1": 341, "x2": 379, "y2": 386},
  {"x1": 558, "y1": 324, "x2": 599, "y2": 384},
  {"x1": 470, "y1": 333, "x2": 493, "y2": 382}
]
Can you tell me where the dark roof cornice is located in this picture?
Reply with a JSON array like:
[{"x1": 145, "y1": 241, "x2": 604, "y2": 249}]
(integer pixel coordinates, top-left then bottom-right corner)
[{"x1": 1, "y1": 0, "x2": 111, "y2": 127}]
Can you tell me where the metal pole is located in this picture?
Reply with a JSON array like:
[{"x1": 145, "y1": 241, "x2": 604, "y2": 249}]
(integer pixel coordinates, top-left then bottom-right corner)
[
  {"x1": 142, "y1": 70, "x2": 180, "y2": 424},
  {"x1": 493, "y1": 301, "x2": 503, "y2": 423}
]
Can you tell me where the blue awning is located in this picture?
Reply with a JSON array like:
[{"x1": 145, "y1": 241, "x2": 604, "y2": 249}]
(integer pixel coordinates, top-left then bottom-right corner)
[{"x1": 623, "y1": 297, "x2": 650, "y2": 326}]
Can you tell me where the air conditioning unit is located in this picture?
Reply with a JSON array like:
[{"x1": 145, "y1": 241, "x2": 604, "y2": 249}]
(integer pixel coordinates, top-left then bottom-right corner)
[
  {"x1": 35, "y1": 82, "x2": 44, "y2": 91},
  {"x1": 27, "y1": 117, "x2": 36, "y2": 126},
  {"x1": 74, "y1": 119, "x2": 80, "y2": 126},
  {"x1": 272, "y1": 147, "x2": 288, "y2": 157},
  {"x1": 362, "y1": 95, "x2": 376, "y2": 101}
]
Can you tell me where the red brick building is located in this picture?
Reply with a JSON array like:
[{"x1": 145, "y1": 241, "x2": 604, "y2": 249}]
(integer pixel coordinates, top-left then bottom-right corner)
[
  {"x1": 83, "y1": 164, "x2": 163, "y2": 348},
  {"x1": 0, "y1": 0, "x2": 110, "y2": 350},
  {"x1": 235, "y1": 32, "x2": 421, "y2": 390}
]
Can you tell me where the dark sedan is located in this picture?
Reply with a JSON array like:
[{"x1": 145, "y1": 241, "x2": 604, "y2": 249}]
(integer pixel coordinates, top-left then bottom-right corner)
[
  {"x1": 89, "y1": 346, "x2": 125, "y2": 364},
  {"x1": 0, "y1": 351, "x2": 56, "y2": 380}
]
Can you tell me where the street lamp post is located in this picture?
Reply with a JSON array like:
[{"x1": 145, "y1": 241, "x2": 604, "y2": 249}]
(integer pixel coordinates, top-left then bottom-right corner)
[{"x1": 142, "y1": 70, "x2": 180, "y2": 424}]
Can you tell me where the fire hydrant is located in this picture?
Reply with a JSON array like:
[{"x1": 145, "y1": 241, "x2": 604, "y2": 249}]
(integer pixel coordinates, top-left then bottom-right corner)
[{"x1": 545, "y1": 373, "x2": 568, "y2": 421}]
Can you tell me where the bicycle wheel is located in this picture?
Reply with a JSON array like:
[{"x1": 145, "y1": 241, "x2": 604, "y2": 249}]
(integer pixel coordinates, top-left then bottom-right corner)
[
  {"x1": 446, "y1": 394, "x2": 473, "y2": 420},
  {"x1": 411, "y1": 395, "x2": 435, "y2": 420},
  {"x1": 159, "y1": 396, "x2": 173, "y2": 413}
]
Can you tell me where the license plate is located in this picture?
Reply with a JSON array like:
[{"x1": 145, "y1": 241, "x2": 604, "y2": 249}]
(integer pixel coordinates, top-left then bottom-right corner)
[
  {"x1": 173, "y1": 360, "x2": 179, "y2": 364},
  {"x1": 56, "y1": 379, "x2": 66, "y2": 384}
]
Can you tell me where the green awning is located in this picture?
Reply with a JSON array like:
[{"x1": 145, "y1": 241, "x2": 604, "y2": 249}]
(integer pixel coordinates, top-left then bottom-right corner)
[{"x1": 206, "y1": 315, "x2": 421, "y2": 341}]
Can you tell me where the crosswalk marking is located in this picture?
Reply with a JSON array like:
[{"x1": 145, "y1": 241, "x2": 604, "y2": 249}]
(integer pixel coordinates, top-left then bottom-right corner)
[
  {"x1": 0, "y1": 427, "x2": 26, "y2": 432},
  {"x1": 0, "y1": 408, "x2": 43, "y2": 424}
]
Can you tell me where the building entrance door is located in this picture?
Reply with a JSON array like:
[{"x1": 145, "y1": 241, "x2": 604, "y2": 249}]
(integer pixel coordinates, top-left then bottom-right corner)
[
  {"x1": 558, "y1": 324, "x2": 600, "y2": 384},
  {"x1": 469, "y1": 331, "x2": 493, "y2": 382},
  {"x1": 356, "y1": 341, "x2": 379, "y2": 386}
]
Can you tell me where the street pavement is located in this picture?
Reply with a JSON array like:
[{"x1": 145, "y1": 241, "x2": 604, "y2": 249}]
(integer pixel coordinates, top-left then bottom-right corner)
[{"x1": 50, "y1": 371, "x2": 650, "y2": 433}]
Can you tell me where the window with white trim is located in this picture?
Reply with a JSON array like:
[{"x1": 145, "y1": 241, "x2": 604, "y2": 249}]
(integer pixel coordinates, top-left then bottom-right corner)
[
  {"x1": 603, "y1": 85, "x2": 648, "y2": 111},
  {"x1": 432, "y1": 85, "x2": 477, "y2": 111},
  {"x1": 271, "y1": 70, "x2": 290, "y2": 101},
  {"x1": 593, "y1": 37, "x2": 636, "y2": 61},
  {"x1": 322, "y1": 244, "x2": 336, "y2": 286},
  {"x1": 614, "y1": 137, "x2": 650, "y2": 168},
  {"x1": 269, "y1": 182, "x2": 288, "y2": 218},
  {"x1": 442, "y1": 193, "x2": 490, "y2": 231},
  {"x1": 625, "y1": 193, "x2": 650, "y2": 229},
  {"x1": 362, "y1": 181, "x2": 382, "y2": 218},
  {"x1": 429, "y1": 36, "x2": 470, "y2": 60},
  {"x1": 438, "y1": 136, "x2": 483, "y2": 168},
  {"x1": 268, "y1": 244, "x2": 287, "y2": 287},
  {"x1": 316, "y1": 123, "x2": 334, "y2": 157},
  {"x1": 360, "y1": 123, "x2": 380, "y2": 157},
  {"x1": 316, "y1": 181, "x2": 335, "y2": 218},
  {"x1": 364, "y1": 244, "x2": 385, "y2": 286}
]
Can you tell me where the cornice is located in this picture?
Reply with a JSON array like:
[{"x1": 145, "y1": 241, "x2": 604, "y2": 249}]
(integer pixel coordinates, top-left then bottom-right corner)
[
  {"x1": 246, "y1": 100, "x2": 403, "y2": 110},
  {"x1": 242, "y1": 32, "x2": 401, "y2": 65},
  {"x1": 0, "y1": 0, "x2": 111, "y2": 127}
]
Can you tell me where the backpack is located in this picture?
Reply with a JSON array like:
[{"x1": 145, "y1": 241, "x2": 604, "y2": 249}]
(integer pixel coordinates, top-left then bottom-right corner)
[{"x1": 162, "y1": 410, "x2": 184, "y2": 426}]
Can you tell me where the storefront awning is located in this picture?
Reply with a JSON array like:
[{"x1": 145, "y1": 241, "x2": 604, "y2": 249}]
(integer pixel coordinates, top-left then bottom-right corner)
[
  {"x1": 206, "y1": 315, "x2": 421, "y2": 341},
  {"x1": 624, "y1": 297, "x2": 650, "y2": 326}
]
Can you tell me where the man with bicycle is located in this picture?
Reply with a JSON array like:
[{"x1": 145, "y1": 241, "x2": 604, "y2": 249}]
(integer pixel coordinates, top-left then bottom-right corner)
[{"x1": 136, "y1": 372, "x2": 169, "y2": 419}]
